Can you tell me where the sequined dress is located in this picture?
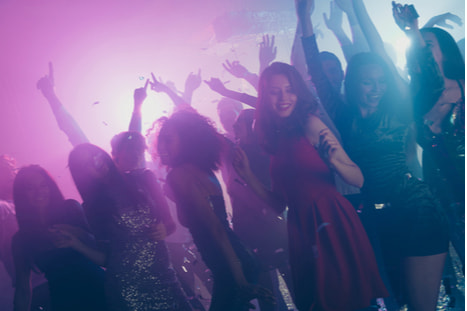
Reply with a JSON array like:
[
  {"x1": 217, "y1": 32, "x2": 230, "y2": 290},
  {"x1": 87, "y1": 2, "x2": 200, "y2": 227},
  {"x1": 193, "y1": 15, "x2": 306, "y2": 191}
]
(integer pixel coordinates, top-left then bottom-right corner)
[
  {"x1": 407, "y1": 44, "x2": 465, "y2": 263},
  {"x1": 91, "y1": 171, "x2": 192, "y2": 311},
  {"x1": 270, "y1": 136, "x2": 388, "y2": 311}
]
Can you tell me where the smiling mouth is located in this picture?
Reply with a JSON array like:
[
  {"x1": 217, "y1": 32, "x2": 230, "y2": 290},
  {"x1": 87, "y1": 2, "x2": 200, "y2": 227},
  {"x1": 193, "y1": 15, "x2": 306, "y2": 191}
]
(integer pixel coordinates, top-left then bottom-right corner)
[
  {"x1": 277, "y1": 103, "x2": 292, "y2": 111},
  {"x1": 368, "y1": 95, "x2": 382, "y2": 101}
]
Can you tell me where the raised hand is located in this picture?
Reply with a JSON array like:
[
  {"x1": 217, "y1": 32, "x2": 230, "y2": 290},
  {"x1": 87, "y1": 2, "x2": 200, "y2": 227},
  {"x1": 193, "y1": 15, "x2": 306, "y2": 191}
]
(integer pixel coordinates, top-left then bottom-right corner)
[
  {"x1": 423, "y1": 12, "x2": 462, "y2": 29},
  {"x1": 295, "y1": 0, "x2": 315, "y2": 19},
  {"x1": 204, "y1": 77, "x2": 228, "y2": 95},
  {"x1": 392, "y1": 1, "x2": 419, "y2": 32},
  {"x1": 133, "y1": 79, "x2": 149, "y2": 108},
  {"x1": 184, "y1": 69, "x2": 202, "y2": 93},
  {"x1": 222, "y1": 60, "x2": 250, "y2": 79},
  {"x1": 323, "y1": 1, "x2": 344, "y2": 32},
  {"x1": 334, "y1": 0, "x2": 354, "y2": 15},
  {"x1": 37, "y1": 62, "x2": 55, "y2": 98},
  {"x1": 259, "y1": 35, "x2": 277, "y2": 70},
  {"x1": 149, "y1": 72, "x2": 171, "y2": 93}
]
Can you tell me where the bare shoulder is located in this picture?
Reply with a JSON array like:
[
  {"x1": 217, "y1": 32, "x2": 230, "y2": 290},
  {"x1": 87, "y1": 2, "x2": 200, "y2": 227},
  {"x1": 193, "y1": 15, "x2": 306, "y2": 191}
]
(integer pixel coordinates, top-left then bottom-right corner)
[{"x1": 306, "y1": 114, "x2": 327, "y2": 130}]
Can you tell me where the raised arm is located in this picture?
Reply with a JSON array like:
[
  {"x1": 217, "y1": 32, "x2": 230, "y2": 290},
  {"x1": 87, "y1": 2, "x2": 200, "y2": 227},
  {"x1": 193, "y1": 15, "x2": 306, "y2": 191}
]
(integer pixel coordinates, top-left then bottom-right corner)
[
  {"x1": 392, "y1": 2, "x2": 446, "y2": 126},
  {"x1": 334, "y1": 0, "x2": 370, "y2": 58},
  {"x1": 352, "y1": 0, "x2": 410, "y2": 99},
  {"x1": 128, "y1": 79, "x2": 149, "y2": 133},
  {"x1": 259, "y1": 35, "x2": 277, "y2": 75},
  {"x1": 423, "y1": 12, "x2": 462, "y2": 30},
  {"x1": 182, "y1": 69, "x2": 202, "y2": 105},
  {"x1": 223, "y1": 60, "x2": 259, "y2": 91},
  {"x1": 296, "y1": 0, "x2": 344, "y2": 124},
  {"x1": 37, "y1": 62, "x2": 89, "y2": 146},
  {"x1": 204, "y1": 78, "x2": 257, "y2": 108},
  {"x1": 149, "y1": 73, "x2": 188, "y2": 107},
  {"x1": 323, "y1": 1, "x2": 354, "y2": 60}
]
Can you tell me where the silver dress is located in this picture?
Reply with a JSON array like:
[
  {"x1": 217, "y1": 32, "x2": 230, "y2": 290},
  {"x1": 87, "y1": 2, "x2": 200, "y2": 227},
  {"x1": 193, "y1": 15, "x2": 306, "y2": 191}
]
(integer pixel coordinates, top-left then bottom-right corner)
[{"x1": 103, "y1": 172, "x2": 192, "y2": 311}]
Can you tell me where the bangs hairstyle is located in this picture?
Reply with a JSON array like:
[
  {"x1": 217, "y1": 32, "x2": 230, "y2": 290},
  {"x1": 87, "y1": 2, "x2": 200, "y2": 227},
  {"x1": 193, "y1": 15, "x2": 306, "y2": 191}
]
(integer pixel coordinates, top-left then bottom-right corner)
[
  {"x1": 13, "y1": 165, "x2": 65, "y2": 231},
  {"x1": 156, "y1": 111, "x2": 224, "y2": 172},
  {"x1": 344, "y1": 52, "x2": 399, "y2": 117},
  {"x1": 256, "y1": 62, "x2": 319, "y2": 154},
  {"x1": 69, "y1": 143, "x2": 120, "y2": 203},
  {"x1": 421, "y1": 27, "x2": 465, "y2": 80}
]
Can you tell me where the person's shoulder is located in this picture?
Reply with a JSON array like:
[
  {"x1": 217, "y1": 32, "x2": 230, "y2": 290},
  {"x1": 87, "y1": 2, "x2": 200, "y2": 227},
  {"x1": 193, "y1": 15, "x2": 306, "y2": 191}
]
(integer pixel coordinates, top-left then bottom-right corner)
[
  {"x1": 306, "y1": 113, "x2": 328, "y2": 131},
  {"x1": 62, "y1": 199, "x2": 82, "y2": 209}
]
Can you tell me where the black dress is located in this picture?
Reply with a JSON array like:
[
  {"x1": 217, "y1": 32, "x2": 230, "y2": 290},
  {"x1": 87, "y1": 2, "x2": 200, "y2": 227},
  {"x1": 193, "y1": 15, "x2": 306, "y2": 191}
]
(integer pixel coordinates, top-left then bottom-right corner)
[
  {"x1": 14, "y1": 199, "x2": 106, "y2": 311},
  {"x1": 176, "y1": 175, "x2": 259, "y2": 311},
  {"x1": 407, "y1": 45, "x2": 465, "y2": 262}
]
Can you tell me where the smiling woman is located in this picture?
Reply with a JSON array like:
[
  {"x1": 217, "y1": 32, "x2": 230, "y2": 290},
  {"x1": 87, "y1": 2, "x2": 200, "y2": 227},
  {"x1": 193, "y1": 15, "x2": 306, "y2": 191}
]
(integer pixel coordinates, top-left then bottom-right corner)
[
  {"x1": 343, "y1": 50, "x2": 449, "y2": 311},
  {"x1": 266, "y1": 74, "x2": 298, "y2": 118},
  {"x1": 233, "y1": 61, "x2": 388, "y2": 311}
]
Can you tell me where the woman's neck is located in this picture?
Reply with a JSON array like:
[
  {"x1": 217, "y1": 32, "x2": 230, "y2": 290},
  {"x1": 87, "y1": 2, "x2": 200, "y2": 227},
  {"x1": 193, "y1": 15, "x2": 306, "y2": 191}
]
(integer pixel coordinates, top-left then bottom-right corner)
[{"x1": 359, "y1": 106, "x2": 377, "y2": 118}]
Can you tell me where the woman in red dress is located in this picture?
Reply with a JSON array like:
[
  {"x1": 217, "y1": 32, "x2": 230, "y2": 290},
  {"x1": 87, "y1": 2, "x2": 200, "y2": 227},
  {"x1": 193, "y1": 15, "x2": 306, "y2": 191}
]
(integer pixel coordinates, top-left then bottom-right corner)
[{"x1": 233, "y1": 62, "x2": 387, "y2": 311}]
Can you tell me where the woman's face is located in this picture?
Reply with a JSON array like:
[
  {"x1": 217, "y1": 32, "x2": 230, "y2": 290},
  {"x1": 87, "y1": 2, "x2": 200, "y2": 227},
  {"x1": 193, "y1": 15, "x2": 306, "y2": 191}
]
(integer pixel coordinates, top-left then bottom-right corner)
[
  {"x1": 266, "y1": 74, "x2": 297, "y2": 118},
  {"x1": 25, "y1": 171, "x2": 50, "y2": 211},
  {"x1": 422, "y1": 32, "x2": 443, "y2": 71},
  {"x1": 158, "y1": 125, "x2": 181, "y2": 166},
  {"x1": 356, "y1": 64, "x2": 387, "y2": 111}
]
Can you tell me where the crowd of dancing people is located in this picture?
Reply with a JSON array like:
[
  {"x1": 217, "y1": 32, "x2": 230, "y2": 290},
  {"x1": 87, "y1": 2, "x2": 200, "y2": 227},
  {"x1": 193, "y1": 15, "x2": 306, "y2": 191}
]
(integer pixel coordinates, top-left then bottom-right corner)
[{"x1": 0, "y1": 0, "x2": 464, "y2": 310}]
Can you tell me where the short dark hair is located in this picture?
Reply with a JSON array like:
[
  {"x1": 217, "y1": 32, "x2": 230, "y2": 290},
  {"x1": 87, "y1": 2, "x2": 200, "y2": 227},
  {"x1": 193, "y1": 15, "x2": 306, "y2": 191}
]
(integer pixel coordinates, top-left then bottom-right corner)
[{"x1": 110, "y1": 131, "x2": 147, "y2": 157}]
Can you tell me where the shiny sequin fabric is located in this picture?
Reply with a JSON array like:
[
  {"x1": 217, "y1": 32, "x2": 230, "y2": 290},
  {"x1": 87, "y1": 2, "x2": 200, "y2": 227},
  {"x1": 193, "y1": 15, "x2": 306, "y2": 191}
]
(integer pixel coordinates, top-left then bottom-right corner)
[{"x1": 104, "y1": 196, "x2": 192, "y2": 311}]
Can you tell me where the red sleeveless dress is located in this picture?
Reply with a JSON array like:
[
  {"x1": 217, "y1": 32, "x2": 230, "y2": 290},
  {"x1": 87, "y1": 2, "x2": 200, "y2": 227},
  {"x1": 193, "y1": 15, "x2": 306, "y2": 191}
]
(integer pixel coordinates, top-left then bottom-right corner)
[{"x1": 270, "y1": 136, "x2": 387, "y2": 311}]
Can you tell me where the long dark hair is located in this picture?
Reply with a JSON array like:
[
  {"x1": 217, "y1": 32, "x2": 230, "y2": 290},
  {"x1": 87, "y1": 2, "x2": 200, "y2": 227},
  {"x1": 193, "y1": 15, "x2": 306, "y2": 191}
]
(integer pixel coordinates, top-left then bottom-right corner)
[
  {"x1": 68, "y1": 143, "x2": 122, "y2": 239},
  {"x1": 13, "y1": 165, "x2": 66, "y2": 266},
  {"x1": 13, "y1": 165, "x2": 65, "y2": 232},
  {"x1": 344, "y1": 52, "x2": 404, "y2": 129},
  {"x1": 69, "y1": 143, "x2": 120, "y2": 204},
  {"x1": 155, "y1": 111, "x2": 224, "y2": 172},
  {"x1": 255, "y1": 62, "x2": 319, "y2": 154},
  {"x1": 421, "y1": 27, "x2": 465, "y2": 80}
]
